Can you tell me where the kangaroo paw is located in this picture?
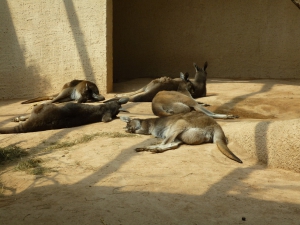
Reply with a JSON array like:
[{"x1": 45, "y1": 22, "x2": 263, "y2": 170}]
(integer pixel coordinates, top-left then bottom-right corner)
[
  {"x1": 197, "y1": 102, "x2": 210, "y2": 107},
  {"x1": 12, "y1": 117, "x2": 20, "y2": 122},
  {"x1": 227, "y1": 114, "x2": 239, "y2": 119},
  {"x1": 150, "y1": 148, "x2": 164, "y2": 153},
  {"x1": 135, "y1": 147, "x2": 148, "y2": 152}
]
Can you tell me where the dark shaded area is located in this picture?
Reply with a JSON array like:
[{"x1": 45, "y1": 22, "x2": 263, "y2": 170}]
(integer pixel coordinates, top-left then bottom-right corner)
[{"x1": 113, "y1": 0, "x2": 300, "y2": 82}]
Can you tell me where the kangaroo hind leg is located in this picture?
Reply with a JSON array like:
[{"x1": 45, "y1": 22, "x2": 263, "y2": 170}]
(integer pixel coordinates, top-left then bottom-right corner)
[
  {"x1": 135, "y1": 127, "x2": 184, "y2": 153},
  {"x1": 50, "y1": 89, "x2": 73, "y2": 103},
  {"x1": 135, "y1": 139, "x2": 183, "y2": 153},
  {"x1": 115, "y1": 86, "x2": 146, "y2": 98}
]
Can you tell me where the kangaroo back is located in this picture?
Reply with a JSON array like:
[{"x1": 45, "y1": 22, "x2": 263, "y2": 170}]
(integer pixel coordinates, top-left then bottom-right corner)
[
  {"x1": 152, "y1": 91, "x2": 197, "y2": 117},
  {"x1": 191, "y1": 62, "x2": 208, "y2": 98}
]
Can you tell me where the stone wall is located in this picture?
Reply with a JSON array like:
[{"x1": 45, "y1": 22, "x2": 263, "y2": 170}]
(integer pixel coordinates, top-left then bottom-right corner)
[
  {"x1": 224, "y1": 119, "x2": 300, "y2": 173},
  {"x1": 0, "y1": 0, "x2": 112, "y2": 99}
]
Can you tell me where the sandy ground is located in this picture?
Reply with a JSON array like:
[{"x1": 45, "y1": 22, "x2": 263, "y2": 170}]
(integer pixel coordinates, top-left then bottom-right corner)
[{"x1": 0, "y1": 78, "x2": 300, "y2": 225}]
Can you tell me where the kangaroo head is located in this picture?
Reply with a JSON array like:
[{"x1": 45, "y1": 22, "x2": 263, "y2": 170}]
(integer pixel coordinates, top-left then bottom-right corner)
[
  {"x1": 102, "y1": 98, "x2": 128, "y2": 122},
  {"x1": 120, "y1": 116, "x2": 142, "y2": 133},
  {"x1": 86, "y1": 81, "x2": 105, "y2": 101},
  {"x1": 193, "y1": 62, "x2": 208, "y2": 82},
  {"x1": 178, "y1": 72, "x2": 195, "y2": 96}
]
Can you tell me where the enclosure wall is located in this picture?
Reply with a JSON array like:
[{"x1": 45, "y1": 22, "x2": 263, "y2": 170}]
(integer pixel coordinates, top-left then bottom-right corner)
[
  {"x1": 0, "y1": 0, "x2": 112, "y2": 100},
  {"x1": 113, "y1": 0, "x2": 300, "y2": 81}
]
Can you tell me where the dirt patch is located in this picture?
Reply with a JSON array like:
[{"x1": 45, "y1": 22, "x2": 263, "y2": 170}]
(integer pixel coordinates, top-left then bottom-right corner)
[{"x1": 0, "y1": 79, "x2": 300, "y2": 224}]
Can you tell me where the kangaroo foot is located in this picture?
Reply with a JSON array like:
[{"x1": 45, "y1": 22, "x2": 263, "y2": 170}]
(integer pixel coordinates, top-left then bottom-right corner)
[{"x1": 227, "y1": 114, "x2": 239, "y2": 119}]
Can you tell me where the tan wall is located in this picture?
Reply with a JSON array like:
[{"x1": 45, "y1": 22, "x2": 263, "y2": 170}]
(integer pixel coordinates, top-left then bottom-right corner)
[
  {"x1": 0, "y1": 0, "x2": 112, "y2": 100},
  {"x1": 113, "y1": 0, "x2": 300, "y2": 81},
  {"x1": 224, "y1": 119, "x2": 300, "y2": 173}
]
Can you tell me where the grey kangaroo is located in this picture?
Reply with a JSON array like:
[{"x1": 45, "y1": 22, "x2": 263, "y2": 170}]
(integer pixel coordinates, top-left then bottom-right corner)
[
  {"x1": 120, "y1": 111, "x2": 242, "y2": 163},
  {"x1": 21, "y1": 80, "x2": 105, "y2": 104},
  {"x1": 115, "y1": 62, "x2": 207, "y2": 102},
  {"x1": 0, "y1": 98, "x2": 128, "y2": 134}
]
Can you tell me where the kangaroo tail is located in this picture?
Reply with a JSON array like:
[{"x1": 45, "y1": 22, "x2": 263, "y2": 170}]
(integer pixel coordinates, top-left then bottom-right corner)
[
  {"x1": 213, "y1": 128, "x2": 243, "y2": 163},
  {"x1": 215, "y1": 139, "x2": 243, "y2": 163},
  {"x1": 21, "y1": 94, "x2": 57, "y2": 104},
  {"x1": 194, "y1": 104, "x2": 232, "y2": 119},
  {"x1": 0, "y1": 124, "x2": 25, "y2": 134}
]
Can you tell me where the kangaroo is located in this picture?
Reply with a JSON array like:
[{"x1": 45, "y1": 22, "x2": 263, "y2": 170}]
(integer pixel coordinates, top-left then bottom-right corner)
[
  {"x1": 0, "y1": 98, "x2": 129, "y2": 134},
  {"x1": 152, "y1": 91, "x2": 238, "y2": 119},
  {"x1": 21, "y1": 80, "x2": 105, "y2": 104},
  {"x1": 120, "y1": 111, "x2": 242, "y2": 163},
  {"x1": 191, "y1": 62, "x2": 207, "y2": 98},
  {"x1": 115, "y1": 62, "x2": 207, "y2": 102}
]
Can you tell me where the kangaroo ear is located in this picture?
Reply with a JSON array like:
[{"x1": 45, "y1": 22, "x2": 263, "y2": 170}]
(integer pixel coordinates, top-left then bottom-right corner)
[
  {"x1": 120, "y1": 116, "x2": 131, "y2": 123},
  {"x1": 193, "y1": 63, "x2": 200, "y2": 72},
  {"x1": 118, "y1": 97, "x2": 129, "y2": 104},
  {"x1": 180, "y1": 72, "x2": 189, "y2": 81},
  {"x1": 203, "y1": 61, "x2": 208, "y2": 71}
]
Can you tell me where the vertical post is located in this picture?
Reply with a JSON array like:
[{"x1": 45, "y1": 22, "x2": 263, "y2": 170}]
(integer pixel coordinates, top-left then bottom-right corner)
[{"x1": 106, "y1": 0, "x2": 113, "y2": 93}]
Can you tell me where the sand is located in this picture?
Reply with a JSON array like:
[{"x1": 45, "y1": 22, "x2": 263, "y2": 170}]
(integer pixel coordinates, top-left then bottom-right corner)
[{"x1": 0, "y1": 78, "x2": 300, "y2": 225}]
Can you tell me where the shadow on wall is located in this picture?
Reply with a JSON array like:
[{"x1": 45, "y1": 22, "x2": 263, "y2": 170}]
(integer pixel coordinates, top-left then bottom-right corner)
[
  {"x1": 63, "y1": 0, "x2": 95, "y2": 81},
  {"x1": 0, "y1": 0, "x2": 52, "y2": 102},
  {"x1": 0, "y1": 0, "x2": 97, "y2": 102}
]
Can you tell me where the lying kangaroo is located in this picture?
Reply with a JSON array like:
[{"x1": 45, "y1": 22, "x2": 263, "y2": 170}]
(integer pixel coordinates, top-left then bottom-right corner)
[
  {"x1": 21, "y1": 80, "x2": 105, "y2": 104},
  {"x1": 152, "y1": 91, "x2": 238, "y2": 119},
  {"x1": 120, "y1": 111, "x2": 242, "y2": 163},
  {"x1": 115, "y1": 62, "x2": 207, "y2": 102},
  {"x1": 0, "y1": 98, "x2": 128, "y2": 134}
]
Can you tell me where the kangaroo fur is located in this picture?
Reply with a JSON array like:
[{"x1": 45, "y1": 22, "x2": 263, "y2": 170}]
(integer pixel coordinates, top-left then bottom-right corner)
[
  {"x1": 115, "y1": 62, "x2": 207, "y2": 102},
  {"x1": 120, "y1": 111, "x2": 242, "y2": 163},
  {"x1": 0, "y1": 98, "x2": 129, "y2": 133},
  {"x1": 21, "y1": 80, "x2": 105, "y2": 104}
]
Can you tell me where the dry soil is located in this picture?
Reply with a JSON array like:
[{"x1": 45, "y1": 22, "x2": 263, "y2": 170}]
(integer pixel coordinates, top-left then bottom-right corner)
[{"x1": 0, "y1": 78, "x2": 300, "y2": 225}]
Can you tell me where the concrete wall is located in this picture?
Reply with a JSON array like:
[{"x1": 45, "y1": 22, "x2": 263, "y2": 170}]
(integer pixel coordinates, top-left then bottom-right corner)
[
  {"x1": 1, "y1": 1, "x2": 299, "y2": 99},
  {"x1": 0, "y1": 0, "x2": 112, "y2": 100},
  {"x1": 224, "y1": 119, "x2": 300, "y2": 173},
  {"x1": 113, "y1": 0, "x2": 300, "y2": 81}
]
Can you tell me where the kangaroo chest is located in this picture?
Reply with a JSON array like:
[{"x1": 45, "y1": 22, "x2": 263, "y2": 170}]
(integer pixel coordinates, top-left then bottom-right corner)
[{"x1": 71, "y1": 88, "x2": 82, "y2": 100}]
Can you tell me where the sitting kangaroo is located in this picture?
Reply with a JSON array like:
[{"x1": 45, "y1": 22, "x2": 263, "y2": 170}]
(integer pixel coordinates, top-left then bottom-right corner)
[
  {"x1": 120, "y1": 111, "x2": 242, "y2": 163},
  {"x1": 21, "y1": 80, "x2": 105, "y2": 104},
  {"x1": 191, "y1": 62, "x2": 207, "y2": 98},
  {"x1": 0, "y1": 98, "x2": 128, "y2": 134},
  {"x1": 152, "y1": 91, "x2": 238, "y2": 119},
  {"x1": 115, "y1": 62, "x2": 207, "y2": 102}
]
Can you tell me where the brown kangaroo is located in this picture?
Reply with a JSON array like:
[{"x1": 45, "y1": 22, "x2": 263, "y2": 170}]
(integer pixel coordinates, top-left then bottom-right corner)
[
  {"x1": 191, "y1": 62, "x2": 207, "y2": 98},
  {"x1": 21, "y1": 80, "x2": 105, "y2": 104},
  {"x1": 120, "y1": 111, "x2": 242, "y2": 163},
  {"x1": 115, "y1": 62, "x2": 207, "y2": 102},
  {"x1": 0, "y1": 98, "x2": 129, "y2": 134},
  {"x1": 152, "y1": 91, "x2": 238, "y2": 119}
]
